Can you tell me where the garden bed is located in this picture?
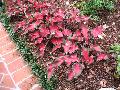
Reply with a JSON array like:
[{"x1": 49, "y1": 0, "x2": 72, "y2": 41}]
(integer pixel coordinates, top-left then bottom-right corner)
[{"x1": 1, "y1": 0, "x2": 120, "y2": 90}]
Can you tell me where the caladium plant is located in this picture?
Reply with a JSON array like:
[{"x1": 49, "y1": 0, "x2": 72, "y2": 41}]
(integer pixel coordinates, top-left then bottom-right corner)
[{"x1": 8, "y1": 0, "x2": 108, "y2": 80}]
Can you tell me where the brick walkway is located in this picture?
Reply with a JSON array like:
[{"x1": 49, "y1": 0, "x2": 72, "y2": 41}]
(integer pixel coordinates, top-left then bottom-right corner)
[{"x1": 0, "y1": 23, "x2": 42, "y2": 90}]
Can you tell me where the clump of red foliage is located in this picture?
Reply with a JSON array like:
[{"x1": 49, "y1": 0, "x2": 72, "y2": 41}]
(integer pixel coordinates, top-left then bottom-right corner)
[{"x1": 7, "y1": 0, "x2": 108, "y2": 80}]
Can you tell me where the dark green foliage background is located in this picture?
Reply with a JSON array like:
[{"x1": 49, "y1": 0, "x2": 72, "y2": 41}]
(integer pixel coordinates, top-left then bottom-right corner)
[
  {"x1": 110, "y1": 44, "x2": 120, "y2": 77},
  {"x1": 74, "y1": 0, "x2": 115, "y2": 20}
]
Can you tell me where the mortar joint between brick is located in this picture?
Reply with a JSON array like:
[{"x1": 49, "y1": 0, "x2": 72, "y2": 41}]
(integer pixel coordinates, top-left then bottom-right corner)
[
  {"x1": 7, "y1": 56, "x2": 22, "y2": 65},
  {"x1": 11, "y1": 64, "x2": 28, "y2": 75},
  {"x1": 0, "y1": 86, "x2": 16, "y2": 90},
  {"x1": 0, "y1": 74, "x2": 4, "y2": 84},
  {"x1": 2, "y1": 61, "x2": 19, "y2": 89},
  {"x1": 2, "y1": 48, "x2": 18, "y2": 56},
  {"x1": 0, "y1": 41, "x2": 13, "y2": 48},
  {"x1": 17, "y1": 74, "x2": 33, "y2": 86}
]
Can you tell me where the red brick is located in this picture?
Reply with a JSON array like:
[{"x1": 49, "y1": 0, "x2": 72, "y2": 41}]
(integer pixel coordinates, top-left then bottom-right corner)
[
  {"x1": 0, "y1": 43, "x2": 16, "y2": 55},
  {"x1": 8, "y1": 58, "x2": 26, "y2": 73},
  {"x1": 0, "y1": 75, "x2": 15, "y2": 88},
  {"x1": 0, "y1": 24, "x2": 8, "y2": 38},
  {"x1": 0, "y1": 36, "x2": 11, "y2": 47},
  {"x1": 0, "y1": 74, "x2": 3, "y2": 82},
  {"x1": 12, "y1": 66, "x2": 31, "y2": 84},
  {"x1": 0, "y1": 62, "x2": 8, "y2": 74},
  {"x1": 3, "y1": 51, "x2": 21, "y2": 64},
  {"x1": 33, "y1": 87, "x2": 42, "y2": 90},
  {"x1": 18, "y1": 75, "x2": 37, "y2": 90},
  {"x1": 0, "y1": 87, "x2": 12, "y2": 90},
  {"x1": 32, "y1": 85, "x2": 43, "y2": 90}
]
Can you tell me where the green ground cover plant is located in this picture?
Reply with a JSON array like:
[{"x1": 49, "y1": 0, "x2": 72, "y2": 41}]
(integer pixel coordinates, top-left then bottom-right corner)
[
  {"x1": 110, "y1": 44, "x2": 120, "y2": 77},
  {"x1": 74, "y1": 0, "x2": 115, "y2": 20},
  {"x1": 0, "y1": 1, "x2": 5, "y2": 12}
]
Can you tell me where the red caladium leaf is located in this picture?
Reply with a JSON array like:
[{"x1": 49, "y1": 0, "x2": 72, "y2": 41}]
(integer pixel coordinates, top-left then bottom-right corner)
[
  {"x1": 82, "y1": 49, "x2": 94, "y2": 64},
  {"x1": 81, "y1": 25, "x2": 89, "y2": 41},
  {"x1": 27, "y1": 23, "x2": 36, "y2": 31},
  {"x1": 63, "y1": 40, "x2": 78, "y2": 54},
  {"x1": 46, "y1": 15, "x2": 52, "y2": 22},
  {"x1": 88, "y1": 56, "x2": 94, "y2": 64},
  {"x1": 40, "y1": 2, "x2": 51, "y2": 8},
  {"x1": 63, "y1": 40, "x2": 72, "y2": 53},
  {"x1": 62, "y1": 29, "x2": 72, "y2": 36},
  {"x1": 54, "y1": 57, "x2": 64, "y2": 67},
  {"x1": 38, "y1": 2, "x2": 44, "y2": 8},
  {"x1": 70, "y1": 54, "x2": 79, "y2": 62},
  {"x1": 72, "y1": 63, "x2": 81, "y2": 77},
  {"x1": 30, "y1": 31, "x2": 40, "y2": 41},
  {"x1": 35, "y1": 38, "x2": 43, "y2": 44},
  {"x1": 64, "y1": 55, "x2": 72, "y2": 66},
  {"x1": 51, "y1": 38, "x2": 63, "y2": 45},
  {"x1": 34, "y1": 20, "x2": 41, "y2": 26},
  {"x1": 69, "y1": 44, "x2": 78, "y2": 54},
  {"x1": 34, "y1": 12, "x2": 43, "y2": 20},
  {"x1": 17, "y1": 0, "x2": 21, "y2": 5},
  {"x1": 25, "y1": 13, "x2": 31, "y2": 18},
  {"x1": 16, "y1": 21, "x2": 26, "y2": 28},
  {"x1": 55, "y1": 30, "x2": 63, "y2": 37},
  {"x1": 73, "y1": 30, "x2": 83, "y2": 41},
  {"x1": 71, "y1": 33, "x2": 77, "y2": 40},
  {"x1": 75, "y1": 30, "x2": 81, "y2": 37},
  {"x1": 54, "y1": 9, "x2": 65, "y2": 18},
  {"x1": 52, "y1": 45, "x2": 61, "y2": 52},
  {"x1": 91, "y1": 45, "x2": 103, "y2": 52},
  {"x1": 20, "y1": 5, "x2": 28, "y2": 12},
  {"x1": 64, "y1": 55, "x2": 73, "y2": 67},
  {"x1": 63, "y1": 45, "x2": 70, "y2": 54},
  {"x1": 28, "y1": 0, "x2": 34, "y2": 3},
  {"x1": 91, "y1": 26, "x2": 103, "y2": 38},
  {"x1": 40, "y1": 27, "x2": 50, "y2": 37},
  {"x1": 68, "y1": 70, "x2": 74, "y2": 80},
  {"x1": 97, "y1": 54, "x2": 108, "y2": 61},
  {"x1": 78, "y1": 36, "x2": 83, "y2": 41},
  {"x1": 65, "y1": 40, "x2": 72, "y2": 46},
  {"x1": 45, "y1": 2, "x2": 51, "y2": 7},
  {"x1": 33, "y1": 1, "x2": 39, "y2": 9},
  {"x1": 47, "y1": 56, "x2": 64, "y2": 80},
  {"x1": 49, "y1": 25, "x2": 59, "y2": 35},
  {"x1": 39, "y1": 43, "x2": 46, "y2": 56},
  {"x1": 70, "y1": 8, "x2": 79, "y2": 19},
  {"x1": 41, "y1": 9, "x2": 49, "y2": 16},
  {"x1": 71, "y1": 33, "x2": 83, "y2": 41},
  {"x1": 28, "y1": 18, "x2": 34, "y2": 24},
  {"x1": 82, "y1": 48, "x2": 89, "y2": 61},
  {"x1": 52, "y1": 16, "x2": 63, "y2": 23},
  {"x1": 75, "y1": 16, "x2": 81, "y2": 22},
  {"x1": 64, "y1": 54, "x2": 79, "y2": 66}
]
